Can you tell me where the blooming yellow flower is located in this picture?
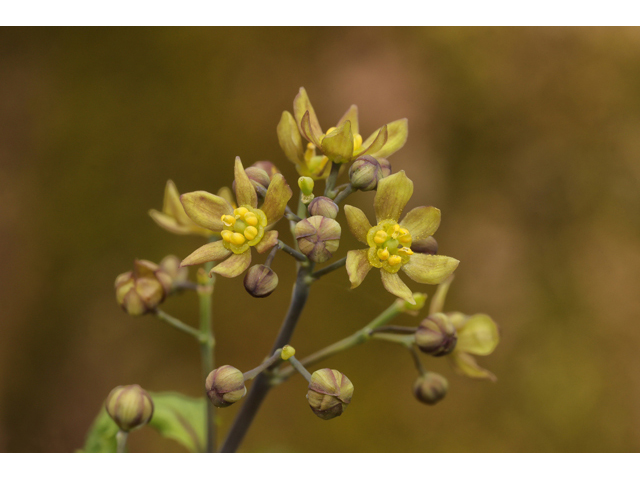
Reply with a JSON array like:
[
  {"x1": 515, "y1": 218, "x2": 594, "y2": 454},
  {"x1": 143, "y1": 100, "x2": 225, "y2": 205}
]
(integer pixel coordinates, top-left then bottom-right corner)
[
  {"x1": 179, "y1": 157, "x2": 292, "y2": 278},
  {"x1": 344, "y1": 171, "x2": 459, "y2": 304},
  {"x1": 277, "y1": 87, "x2": 408, "y2": 179}
]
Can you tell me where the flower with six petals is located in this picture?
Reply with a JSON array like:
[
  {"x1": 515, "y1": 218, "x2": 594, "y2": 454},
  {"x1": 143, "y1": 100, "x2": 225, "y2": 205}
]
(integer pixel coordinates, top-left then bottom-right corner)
[
  {"x1": 344, "y1": 171, "x2": 459, "y2": 304},
  {"x1": 179, "y1": 157, "x2": 292, "y2": 278}
]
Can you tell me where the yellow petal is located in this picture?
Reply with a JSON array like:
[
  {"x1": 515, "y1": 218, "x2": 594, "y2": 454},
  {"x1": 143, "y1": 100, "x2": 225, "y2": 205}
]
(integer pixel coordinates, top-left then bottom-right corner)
[
  {"x1": 181, "y1": 240, "x2": 232, "y2": 267},
  {"x1": 337, "y1": 104, "x2": 359, "y2": 136},
  {"x1": 400, "y1": 206, "x2": 441, "y2": 240},
  {"x1": 456, "y1": 314, "x2": 499, "y2": 356},
  {"x1": 368, "y1": 118, "x2": 408, "y2": 158},
  {"x1": 320, "y1": 120, "x2": 354, "y2": 164},
  {"x1": 344, "y1": 205, "x2": 372, "y2": 244},
  {"x1": 374, "y1": 170, "x2": 413, "y2": 222},
  {"x1": 254, "y1": 230, "x2": 279, "y2": 254},
  {"x1": 262, "y1": 173, "x2": 292, "y2": 226},
  {"x1": 380, "y1": 269, "x2": 415, "y2": 304},
  {"x1": 210, "y1": 250, "x2": 252, "y2": 278},
  {"x1": 277, "y1": 111, "x2": 305, "y2": 166},
  {"x1": 293, "y1": 87, "x2": 323, "y2": 146},
  {"x1": 402, "y1": 253, "x2": 459, "y2": 285},
  {"x1": 162, "y1": 180, "x2": 190, "y2": 224},
  {"x1": 234, "y1": 157, "x2": 258, "y2": 209},
  {"x1": 450, "y1": 351, "x2": 497, "y2": 382},
  {"x1": 149, "y1": 209, "x2": 196, "y2": 236},
  {"x1": 346, "y1": 249, "x2": 372, "y2": 289},
  {"x1": 180, "y1": 191, "x2": 233, "y2": 232},
  {"x1": 356, "y1": 124, "x2": 388, "y2": 157}
]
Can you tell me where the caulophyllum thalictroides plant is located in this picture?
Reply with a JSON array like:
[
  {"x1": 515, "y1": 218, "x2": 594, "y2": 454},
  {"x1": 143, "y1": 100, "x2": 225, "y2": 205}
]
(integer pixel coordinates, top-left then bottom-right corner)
[{"x1": 81, "y1": 88, "x2": 500, "y2": 453}]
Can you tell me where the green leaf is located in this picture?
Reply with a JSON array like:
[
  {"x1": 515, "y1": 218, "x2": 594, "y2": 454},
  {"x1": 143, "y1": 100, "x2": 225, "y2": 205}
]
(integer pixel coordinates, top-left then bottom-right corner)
[{"x1": 79, "y1": 391, "x2": 206, "y2": 453}]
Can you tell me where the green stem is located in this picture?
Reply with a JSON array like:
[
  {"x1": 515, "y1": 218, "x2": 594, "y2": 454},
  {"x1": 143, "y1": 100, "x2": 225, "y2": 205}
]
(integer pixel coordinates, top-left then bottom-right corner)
[
  {"x1": 272, "y1": 301, "x2": 403, "y2": 384},
  {"x1": 324, "y1": 162, "x2": 341, "y2": 198},
  {"x1": 370, "y1": 325, "x2": 417, "y2": 335},
  {"x1": 429, "y1": 274, "x2": 454, "y2": 315},
  {"x1": 198, "y1": 262, "x2": 216, "y2": 453},
  {"x1": 154, "y1": 309, "x2": 202, "y2": 340},
  {"x1": 310, "y1": 257, "x2": 347, "y2": 280},
  {"x1": 409, "y1": 344, "x2": 427, "y2": 376},
  {"x1": 242, "y1": 350, "x2": 282, "y2": 381},
  {"x1": 333, "y1": 184, "x2": 353, "y2": 204},
  {"x1": 278, "y1": 240, "x2": 309, "y2": 263},
  {"x1": 371, "y1": 333, "x2": 415, "y2": 345},
  {"x1": 288, "y1": 356, "x2": 312, "y2": 382},
  {"x1": 116, "y1": 430, "x2": 128, "y2": 453}
]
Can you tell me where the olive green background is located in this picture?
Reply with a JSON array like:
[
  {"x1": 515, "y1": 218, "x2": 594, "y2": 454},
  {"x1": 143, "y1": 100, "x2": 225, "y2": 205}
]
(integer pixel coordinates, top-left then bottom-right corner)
[{"x1": 1, "y1": 27, "x2": 639, "y2": 452}]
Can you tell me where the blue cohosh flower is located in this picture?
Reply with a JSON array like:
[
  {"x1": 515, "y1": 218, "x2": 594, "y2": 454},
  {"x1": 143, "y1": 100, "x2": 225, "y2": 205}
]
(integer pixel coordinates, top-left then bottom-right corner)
[
  {"x1": 344, "y1": 171, "x2": 459, "y2": 304},
  {"x1": 277, "y1": 87, "x2": 408, "y2": 179},
  {"x1": 448, "y1": 312, "x2": 499, "y2": 381},
  {"x1": 179, "y1": 157, "x2": 292, "y2": 278}
]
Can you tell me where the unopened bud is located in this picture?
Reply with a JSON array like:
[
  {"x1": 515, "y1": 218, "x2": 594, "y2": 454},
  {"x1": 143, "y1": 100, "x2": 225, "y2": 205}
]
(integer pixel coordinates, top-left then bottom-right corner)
[
  {"x1": 298, "y1": 176, "x2": 315, "y2": 196},
  {"x1": 205, "y1": 365, "x2": 246, "y2": 408},
  {"x1": 411, "y1": 236, "x2": 438, "y2": 255},
  {"x1": 295, "y1": 216, "x2": 341, "y2": 263},
  {"x1": 307, "y1": 368, "x2": 354, "y2": 420},
  {"x1": 105, "y1": 384, "x2": 154, "y2": 432},
  {"x1": 159, "y1": 255, "x2": 189, "y2": 286},
  {"x1": 308, "y1": 196, "x2": 339, "y2": 219},
  {"x1": 115, "y1": 260, "x2": 172, "y2": 316},
  {"x1": 349, "y1": 156, "x2": 392, "y2": 191},
  {"x1": 250, "y1": 161, "x2": 280, "y2": 179},
  {"x1": 243, "y1": 264, "x2": 278, "y2": 298},
  {"x1": 413, "y1": 372, "x2": 448, "y2": 405},
  {"x1": 396, "y1": 292, "x2": 428, "y2": 315},
  {"x1": 415, "y1": 313, "x2": 457, "y2": 356},
  {"x1": 281, "y1": 345, "x2": 296, "y2": 360}
]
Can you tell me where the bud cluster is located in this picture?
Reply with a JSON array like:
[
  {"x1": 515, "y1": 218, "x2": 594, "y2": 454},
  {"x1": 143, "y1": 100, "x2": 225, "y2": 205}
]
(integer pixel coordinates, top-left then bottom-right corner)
[{"x1": 115, "y1": 259, "x2": 173, "y2": 316}]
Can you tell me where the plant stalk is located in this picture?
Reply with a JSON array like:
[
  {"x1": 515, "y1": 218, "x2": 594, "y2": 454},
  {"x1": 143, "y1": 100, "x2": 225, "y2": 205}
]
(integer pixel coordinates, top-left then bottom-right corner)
[{"x1": 199, "y1": 262, "x2": 216, "y2": 453}]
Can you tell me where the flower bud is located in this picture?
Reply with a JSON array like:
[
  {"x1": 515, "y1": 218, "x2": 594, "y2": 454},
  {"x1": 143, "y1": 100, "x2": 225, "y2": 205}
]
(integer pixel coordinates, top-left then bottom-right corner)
[
  {"x1": 159, "y1": 254, "x2": 189, "y2": 286},
  {"x1": 295, "y1": 216, "x2": 341, "y2": 263},
  {"x1": 349, "y1": 155, "x2": 392, "y2": 191},
  {"x1": 307, "y1": 368, "x2": 354, "y2": 420},
  {"x1": 115, "y1": 260, "x2": 172, "y2": 316},
  {"x1": 298, "y1": 176, "x2": 315, "y2": 196},
  {"x1": 413, "y1": 372, "x2": 448, "y2": 405},
  {"x1": 205, "y1": 365, "x2": 246, "y2": 408},
  {"x1": 411, "y1": 236, "x2": 438, "y2": 255},
  {"x1": 415, "y1": 313, "x2": 457, "y2": 356},
  {"x1": 308, "y1": 196, "x2": 339, "y2": 219},
  {"x1": 396, "y1": 292, "x2": 428, "y2": 315},
  {"x1": 250, "y1": 160, "x2": 280, "y2": 179},
  {"x1": 105, "y1": 384, "x2": 154, "y2": 432},
  {"x1": 243, "y1": 264, "x2": 278, "y2": 298}
]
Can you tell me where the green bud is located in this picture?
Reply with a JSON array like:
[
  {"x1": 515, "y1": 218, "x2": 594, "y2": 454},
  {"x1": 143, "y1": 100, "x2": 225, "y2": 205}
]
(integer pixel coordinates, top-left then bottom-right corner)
[
  {"x1": 243, "y1": 264, "x2": 279, "y2": 298},
  {"x1": 349, "y1": 155, "x2": 391, "y2": 191},
  {"x1": 307, "y1": 196, "x2": 339, "y2": 219},
  {"x1": 295, "y1": 216, "x2": 341, "y2": 263},
  {"x1": 411, "y1": 236, "x2": 438, "y2": 255},
  {"x1": 105, "y1": 384, "x2": 154, "y2": 432},
  {"x1": 413, "y1": 372, "x2": 448, "y2": 405},
  {"x1": 115, "y1": 259, "x2": 172, "y2": 316},
  {"x1": 415, "y1": 313, "x2": 457, "y2": 356},
  {"x1": 205, "y1": 365, "x2": 247, "y2": 408},
  {"x1": 307, "y1": 368, "x2": 354, "y2": 420},
  {"x1": 298, "y1": 176, "x2": 315, "y2": 196}
]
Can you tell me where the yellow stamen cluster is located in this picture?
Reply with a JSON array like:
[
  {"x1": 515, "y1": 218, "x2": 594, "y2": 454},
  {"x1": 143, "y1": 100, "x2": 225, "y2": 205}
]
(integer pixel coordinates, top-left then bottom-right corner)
[
  {"x1": 370, "y1": 222, "x2": 414, "y2": 270},
  {"x1": 221, "y1": 208, "x2": 261, "y2": 246}
]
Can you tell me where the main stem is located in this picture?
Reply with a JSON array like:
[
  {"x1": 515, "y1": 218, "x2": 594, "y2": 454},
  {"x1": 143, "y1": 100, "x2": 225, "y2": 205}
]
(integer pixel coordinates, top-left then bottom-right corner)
[
  {"x1": 199, "y1": 262, "x2": 216, "y2": 453},
  {"x1": 219, "y1": 265, "x2": 312, "y2": 452}
]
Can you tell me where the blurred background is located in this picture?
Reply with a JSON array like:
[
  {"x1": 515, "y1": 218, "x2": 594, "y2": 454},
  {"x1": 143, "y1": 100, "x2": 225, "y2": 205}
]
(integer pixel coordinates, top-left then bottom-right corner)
[{"x1": 1, "y1": 27, "x2": 640, "y2": 452}]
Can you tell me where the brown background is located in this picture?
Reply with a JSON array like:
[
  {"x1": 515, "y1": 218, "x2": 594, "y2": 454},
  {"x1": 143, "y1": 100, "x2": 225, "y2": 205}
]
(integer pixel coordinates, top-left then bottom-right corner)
[{"x1": 1, "y1": 27, "x2": 640, "y2": 452}]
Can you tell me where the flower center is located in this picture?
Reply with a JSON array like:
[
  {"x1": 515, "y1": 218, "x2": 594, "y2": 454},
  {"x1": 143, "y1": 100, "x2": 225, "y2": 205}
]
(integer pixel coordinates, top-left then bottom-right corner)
[
  {"x1": 220, "y1": 206, "x2": 266, "y2": 253},
  {"x1": 367, "y1": 221, "x2": 414, "y2": 273}
]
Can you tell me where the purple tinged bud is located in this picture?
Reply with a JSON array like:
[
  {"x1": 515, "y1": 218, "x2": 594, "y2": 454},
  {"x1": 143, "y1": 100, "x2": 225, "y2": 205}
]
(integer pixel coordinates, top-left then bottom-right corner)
[
  {"x1": 244, "y1": 264, "x2": 279, "y2": 298},
  {"x1": 413, "y1": 372, "x2": 448, "y2": 405},
  {"x1": 308, "y1": 196, "x2": 339, "y2": 219},
  {"x1": 307, "y1": 368, "x2": 354, "y2": 420},
  {"x1": 205, "y1": 365, "x2": 247, "y2": 408},
  {"x1": 105, "y1": 384, "x2": 154, "y2": 431},
  {"x1": 415, "y1": 313, "x2": 457, "y2": 356},
  {"x1": 295, "y1": 216, "x2": 341, "y2": 263},
  {"x1": 349, "y1": 155, "x2": 392, "y2": 191},
  {"x1": 115, "y1": 260, "x2": 172, "y2": 316}
]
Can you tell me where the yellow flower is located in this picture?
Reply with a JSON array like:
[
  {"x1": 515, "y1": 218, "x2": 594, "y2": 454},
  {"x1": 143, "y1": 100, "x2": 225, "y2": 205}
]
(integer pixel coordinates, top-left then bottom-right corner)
[
  {"x1": 179, "y1": 157, "x2": 292, "y2": 278},
  {"x1": 344, "y1": 171, "x2": 459, "y2": 304},
  {"x1": 277, "y1": 87, "x2": 409, "y2": 179}
]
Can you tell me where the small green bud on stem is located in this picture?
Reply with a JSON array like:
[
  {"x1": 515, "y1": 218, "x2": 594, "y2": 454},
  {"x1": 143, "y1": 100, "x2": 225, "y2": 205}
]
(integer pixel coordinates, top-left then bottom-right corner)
[
  {"x1": 105, "y1": 384, "x2": 154, "y2": 432},
  {"x1": 349, "y1": 155, "x2": 391, "y2": 191},
  {"x1": 308, "y1": 196, "x2": 339, "y2": 219},
  {"x1": 307, "y1": 369, "x2": 354, "y2": 420},
  {"x1": 205, "y1": 365, "x2": 247, "y2": 408}
]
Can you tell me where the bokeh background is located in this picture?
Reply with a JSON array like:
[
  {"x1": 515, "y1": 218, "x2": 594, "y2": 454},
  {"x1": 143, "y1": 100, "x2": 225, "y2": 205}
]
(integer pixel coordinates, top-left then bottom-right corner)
[{"x1": 2, "y1": 27, "x2": 640, "y2": 452}]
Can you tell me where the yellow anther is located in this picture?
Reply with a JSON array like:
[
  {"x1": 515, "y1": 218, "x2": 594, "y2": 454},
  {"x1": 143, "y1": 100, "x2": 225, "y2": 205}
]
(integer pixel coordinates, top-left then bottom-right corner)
[
  {"x1": 353, "y1": 133, "x2": 363, "y2": 151},
  {"x1": 244, "y1": 212, "x2": 258, "y2": 226},
  {"x1": 388, "y1": 255, "x2": 402, "y2": 266},
  {"x1": 304, "y1": 143, "x2": 315, "y2": 162},
  {"x1": 377, "y1": 247, "x2": 390, "y2": 261},
  {"x1": 221, "y1": 230, "x2": 233, "y2": 242},
  {"x1": 373, "y1": 230, "x2": 388, "y2": 244},
  {"x1": 221, "y1": 214, "x2": 236, "y2": 227},
  {"x1": 326, "y1": 126, "x2": 337, "y2": 135},
  {"x1": 244, "y1": 226, "x2": 258, "y2": 241},
  {"x1": 281, "y1": 345, "x2": 296, "y2": 360},
  {"x1": 230, "y1": 232, "x2": 246, "y2": 245},
  {"x1": 234, "y1": 207, "x2": 249, "y2": 218},
  {"x1": 399, "y1": 247, "x2": 414, "y2": 256},
  {"x1": 398, "y1": 233, "x2": 412, "y2": 244}
]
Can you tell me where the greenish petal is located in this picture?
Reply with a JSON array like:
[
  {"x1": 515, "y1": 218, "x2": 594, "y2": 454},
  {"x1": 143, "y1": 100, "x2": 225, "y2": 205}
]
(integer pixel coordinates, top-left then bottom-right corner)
[
  {"x1": 380, "y1": 269, "x2": 415, "y2": 304},
  {"x1": 234, "y1": 157, "x2": 258, "y2": 209},
  {"x1": 450, "y1": 351, "x2": 497, "y2": 382},
  {"x1": 346, "y1": 249, "x2": 371, "y2": 289},
  {"x1": 337, "y1": 104, "x2": 359, "y2": 136},
  {"x1": 181, "y1": 241, "x2": 231, "y2": 267},
  {"x1": 402, "y1": 253, "x2": 459, "y2": 285},
  {"x1": 254, "y1": 230, "x2": 279, "y2": 254},
  {"x1": 374, "y1": 170, "x2": 414, "y2": 222},
  {"x1": 181, "y1": 191, "x2": 233, "y2": 232},
  {"x1": 262, "y1": 173, "x2": 293, "y2": 225},
  {"x1": 321, "y1": 120, "x2": 354, "y2": 164},
  {"x1": 400, "y1": 206, "x2": 441, "y2": 240},
  {"x1": 344, "y1": 205, "x2": 372, "y2": 244},
  {"x1": 210, "y1": 250, "x2": 252, "y2": 278},
  {"x1": 277, "y1": 111, "x2": 305, "y2": 166},
  {"x1": 368, "y1": 118, "x2": 408, "y2": 158},
  {"x1": 456, "y1": 314, "x2": 499, "y2": 356},
  {"x1": 294, "y1": 87, "x2": 323, "y2": 146},
  {"x1": 149, "y1": 210, "x2": 193, "y2": 235},
  {"x1": 356, "y1": 124, "x2": 388, "y2": 157},
  {"x1": 217, "y1": 186, "x2": 236, "y2": 209},
  {"x1": 163, "y1": 180, "x2": 191, "y2": 225}
]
